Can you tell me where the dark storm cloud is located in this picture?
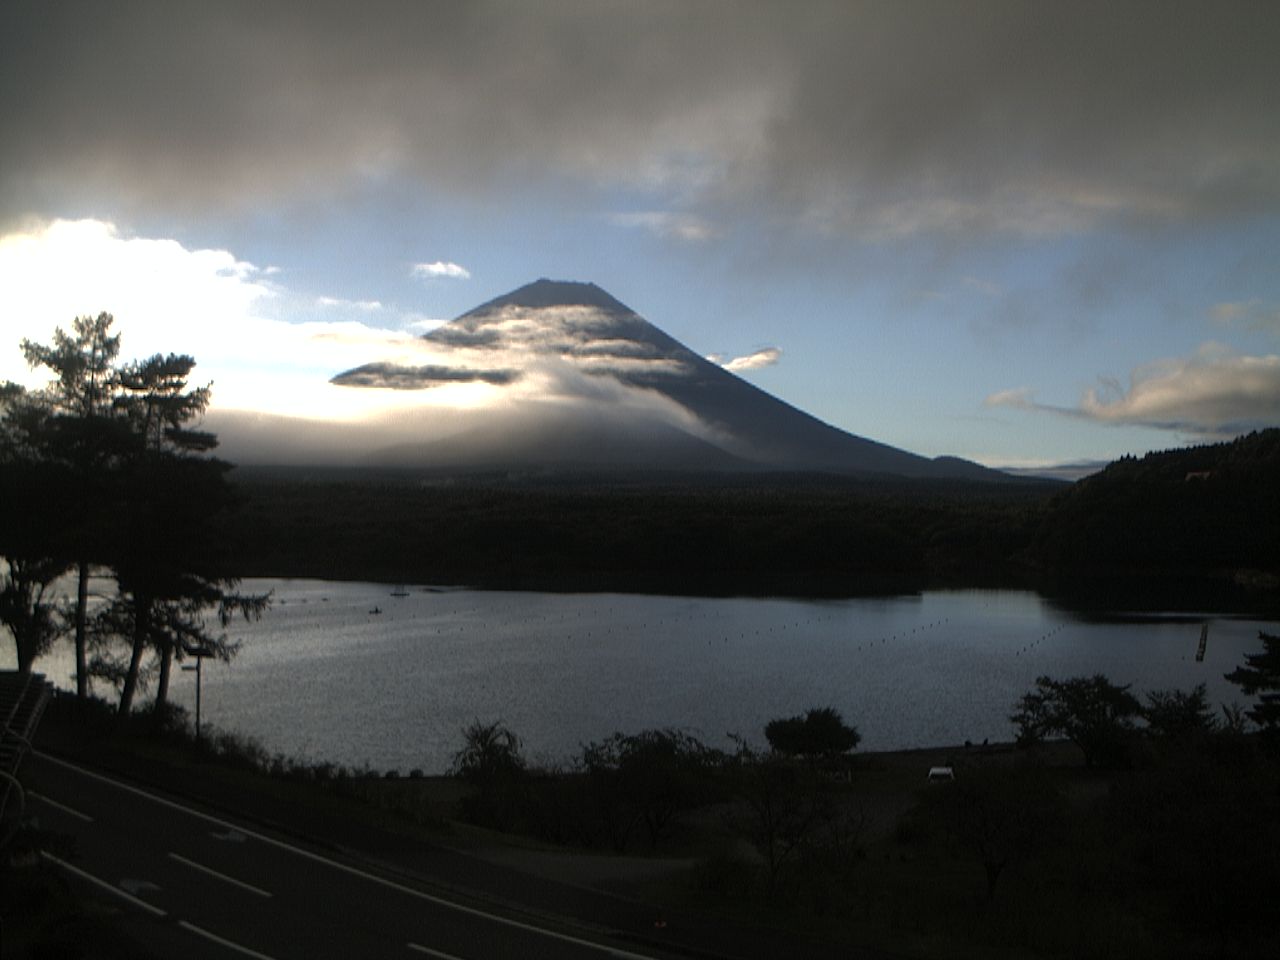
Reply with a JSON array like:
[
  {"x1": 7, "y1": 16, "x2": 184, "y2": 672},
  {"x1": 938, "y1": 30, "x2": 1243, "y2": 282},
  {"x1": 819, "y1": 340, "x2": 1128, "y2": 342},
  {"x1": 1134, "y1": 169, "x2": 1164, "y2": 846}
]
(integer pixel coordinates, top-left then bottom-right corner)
[
  {"x1": 755, "y1": 2, "x2": 1280, "y2": 237},
  {"x1": 3, "y1": 1, "x2": 1277, "y2": 237}
]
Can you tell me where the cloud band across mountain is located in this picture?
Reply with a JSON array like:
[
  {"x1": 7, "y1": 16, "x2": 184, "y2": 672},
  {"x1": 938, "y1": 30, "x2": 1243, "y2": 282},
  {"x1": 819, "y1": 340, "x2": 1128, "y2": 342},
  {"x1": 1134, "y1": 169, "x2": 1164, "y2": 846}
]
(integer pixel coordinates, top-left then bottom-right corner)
[{"x1": 330, "y1": 362, "x2": 518, "y2": 389}]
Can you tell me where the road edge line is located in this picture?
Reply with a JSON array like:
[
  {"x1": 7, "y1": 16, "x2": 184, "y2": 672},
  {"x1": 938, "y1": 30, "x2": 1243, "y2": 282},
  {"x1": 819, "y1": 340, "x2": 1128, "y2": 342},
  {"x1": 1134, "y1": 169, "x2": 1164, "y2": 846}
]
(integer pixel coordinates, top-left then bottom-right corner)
[
  {"x1": 168, "y1": 851, "x2": 273, "y2": 898},
  {"x1": 177, "y1": 920, "x2": 280, "y2": 960},
  {"x1": 35, "y1": 750, "x2": 660, "y2": 960},
  {"x1": 40, "y1": 851, "x2": 167, "y2": 917}
]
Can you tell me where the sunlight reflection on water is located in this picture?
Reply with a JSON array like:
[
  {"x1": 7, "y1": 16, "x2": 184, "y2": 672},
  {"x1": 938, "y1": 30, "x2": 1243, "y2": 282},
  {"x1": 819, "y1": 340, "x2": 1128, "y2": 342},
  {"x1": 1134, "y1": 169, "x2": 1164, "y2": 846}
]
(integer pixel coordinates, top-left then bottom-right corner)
[{"x1": 17, "y1": 579, "x2": 1275, "y2": 774}]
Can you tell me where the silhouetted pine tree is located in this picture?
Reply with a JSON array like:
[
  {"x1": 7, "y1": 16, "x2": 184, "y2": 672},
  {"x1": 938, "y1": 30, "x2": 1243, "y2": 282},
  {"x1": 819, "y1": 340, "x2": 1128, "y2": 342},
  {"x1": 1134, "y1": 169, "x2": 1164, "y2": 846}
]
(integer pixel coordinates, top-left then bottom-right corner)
[{"x1": 1225, "y1": 631, "x2": 1280, "y2": 732}]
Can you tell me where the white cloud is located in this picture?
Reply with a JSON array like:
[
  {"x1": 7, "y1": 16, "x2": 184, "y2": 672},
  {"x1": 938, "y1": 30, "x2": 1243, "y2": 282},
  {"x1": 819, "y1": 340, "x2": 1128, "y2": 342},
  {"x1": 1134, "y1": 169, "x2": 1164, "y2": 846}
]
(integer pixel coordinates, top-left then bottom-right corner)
[
  {"x1": 987, "y1": 344, "x2": 1280, "y2": 436},
  {"x1": 0, "y1": 219, "x2": 272, "y2": 377},
  {"x1": 0, "y1": 218, "x2": 442, "y2": 423},
  {"x1": 401, "y1": 314, "x2": 449, "y2": 335},
  {"x1": 722, "y1": 347, "x2": 782, "y2": 372},
  {"x1": 412, "y1": 261, "x2": 471, "y2": 280},
  {"x1": 1080, "y1": 345, "x2": 1280, "y2": 433},
  {"x1": 317, "y1": 295, "x2": 383, "y2": 311},
  {"x1": 983, "y1": 387, "x2": 1036, "y2": 410}
]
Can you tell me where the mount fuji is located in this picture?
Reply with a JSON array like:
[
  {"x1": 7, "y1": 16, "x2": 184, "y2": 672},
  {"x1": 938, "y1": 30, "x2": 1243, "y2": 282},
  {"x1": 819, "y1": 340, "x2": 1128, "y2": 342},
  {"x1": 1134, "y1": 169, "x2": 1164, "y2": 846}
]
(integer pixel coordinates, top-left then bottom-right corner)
[{"x1": 330, "y1": 279, "x2": 1001, "y2": 480}]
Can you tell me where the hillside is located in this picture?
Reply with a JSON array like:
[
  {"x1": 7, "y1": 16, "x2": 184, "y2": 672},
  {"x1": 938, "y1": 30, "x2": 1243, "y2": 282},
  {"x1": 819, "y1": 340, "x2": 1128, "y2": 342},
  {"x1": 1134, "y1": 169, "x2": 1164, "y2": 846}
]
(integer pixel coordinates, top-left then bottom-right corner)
[
  {"x1": 219, "y1": 432, "x2": 1280, "y2": 611},
  {"x1": 1031, "y1": 429, "x2": 1280, "y2": 587},
  {"x1": 224, "y1": 469, "x2": 1057, "y2": 597}
]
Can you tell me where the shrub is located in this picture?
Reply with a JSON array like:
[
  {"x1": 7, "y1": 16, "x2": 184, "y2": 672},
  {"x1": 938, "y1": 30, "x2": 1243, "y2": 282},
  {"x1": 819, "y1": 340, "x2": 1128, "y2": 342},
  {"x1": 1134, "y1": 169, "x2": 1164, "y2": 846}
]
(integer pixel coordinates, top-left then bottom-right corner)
[
  {"x1": 764, "y1": 707, "x2": 860, "y2": 765},
  {"x1": 450, "y1": 719, "x2": 525, "y2": 783},
  {"x1": 579, "y1": 728, "x2": 722, "y2": 852},
  {"x1": 1224, "y1": 630, "x2": 1280, "y2": 733},
  {"x1": 1143, "y1": 683, "x2": 1217, "y2": 741},
  {"x1": 1010, "y1": 674, "x2": 1141, "y2": 768},
  {"x1": 449, "y1": 719, "x2": 527, "y2": 830}
]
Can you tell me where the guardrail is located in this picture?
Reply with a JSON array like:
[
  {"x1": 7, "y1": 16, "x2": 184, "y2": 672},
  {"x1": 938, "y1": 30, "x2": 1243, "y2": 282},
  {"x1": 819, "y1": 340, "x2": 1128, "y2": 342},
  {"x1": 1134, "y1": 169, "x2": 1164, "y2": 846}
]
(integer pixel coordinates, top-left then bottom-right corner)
[{"x1": 1, "y1": 670, "x2": 55, "y2": 843}]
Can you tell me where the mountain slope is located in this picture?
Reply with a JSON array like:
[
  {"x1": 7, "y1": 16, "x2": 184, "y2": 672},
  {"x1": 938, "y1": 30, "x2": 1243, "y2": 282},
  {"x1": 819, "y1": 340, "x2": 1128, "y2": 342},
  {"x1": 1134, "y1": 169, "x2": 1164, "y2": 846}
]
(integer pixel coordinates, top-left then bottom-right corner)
[{"x1": 334, "y1": 279, "x2": 1004, "y2": 480}]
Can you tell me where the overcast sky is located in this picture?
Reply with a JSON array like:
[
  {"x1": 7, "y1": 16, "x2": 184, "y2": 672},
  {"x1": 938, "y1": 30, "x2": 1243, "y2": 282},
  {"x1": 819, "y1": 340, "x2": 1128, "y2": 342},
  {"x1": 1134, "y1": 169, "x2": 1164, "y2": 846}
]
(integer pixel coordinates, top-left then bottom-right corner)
[{"x1": 2, "y1": 0, "x2": 1278, "y2": 468}]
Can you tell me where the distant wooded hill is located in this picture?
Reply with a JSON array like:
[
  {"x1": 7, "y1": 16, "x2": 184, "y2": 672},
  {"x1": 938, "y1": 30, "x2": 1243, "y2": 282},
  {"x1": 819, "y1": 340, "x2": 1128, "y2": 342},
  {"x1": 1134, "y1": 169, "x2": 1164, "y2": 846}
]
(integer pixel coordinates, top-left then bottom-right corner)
[
  {"x1": 225, "y1": 470, "x2": 1055, "y2": 597},
  {"x1": 222, "y1": 430, "x2": 1278, "y2": 608},
  {"x1": 1030, "y1": 428, "x2": 1280, "y2": 586}
]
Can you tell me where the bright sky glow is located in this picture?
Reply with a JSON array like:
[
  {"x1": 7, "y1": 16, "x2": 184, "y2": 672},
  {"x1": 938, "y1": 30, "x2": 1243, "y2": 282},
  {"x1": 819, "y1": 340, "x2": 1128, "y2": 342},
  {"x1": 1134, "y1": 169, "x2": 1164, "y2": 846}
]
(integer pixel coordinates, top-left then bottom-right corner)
[
  {"x1": 2, "y1": 2, "x2": 1277, "y2": 469},
  {"x1": 0, "y1": 219, "x2": 424, "y2": 422}
]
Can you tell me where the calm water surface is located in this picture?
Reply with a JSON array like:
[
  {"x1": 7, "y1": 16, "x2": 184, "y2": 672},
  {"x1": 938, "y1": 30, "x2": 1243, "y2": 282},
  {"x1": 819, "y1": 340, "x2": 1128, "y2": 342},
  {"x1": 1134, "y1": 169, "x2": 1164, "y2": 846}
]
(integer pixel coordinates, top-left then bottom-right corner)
[{"x1": 21, "y1": 579, "x2": 1276, "y2": 773}]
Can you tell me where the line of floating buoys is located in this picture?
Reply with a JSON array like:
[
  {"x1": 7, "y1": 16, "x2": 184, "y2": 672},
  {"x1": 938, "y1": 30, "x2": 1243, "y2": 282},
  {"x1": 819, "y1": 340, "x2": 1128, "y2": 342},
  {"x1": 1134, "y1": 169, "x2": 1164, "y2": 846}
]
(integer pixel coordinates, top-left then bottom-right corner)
[{"x1": 1015, "y1": 622, "x2": 1065, "y2": 656}]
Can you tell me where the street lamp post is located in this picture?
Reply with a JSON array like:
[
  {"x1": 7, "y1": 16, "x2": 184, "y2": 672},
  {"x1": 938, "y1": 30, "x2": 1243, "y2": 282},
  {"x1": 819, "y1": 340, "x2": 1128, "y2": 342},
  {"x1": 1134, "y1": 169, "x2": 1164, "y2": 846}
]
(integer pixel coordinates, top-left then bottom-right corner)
[{"x1": 180, "y1": 645, "x2": 214, "y2": 743}]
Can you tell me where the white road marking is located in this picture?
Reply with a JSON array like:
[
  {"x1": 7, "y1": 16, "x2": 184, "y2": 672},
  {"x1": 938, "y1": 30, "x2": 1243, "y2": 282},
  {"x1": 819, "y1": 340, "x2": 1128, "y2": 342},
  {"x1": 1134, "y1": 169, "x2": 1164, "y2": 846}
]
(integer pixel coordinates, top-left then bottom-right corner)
[
  {"x1": 35, "y1": 752, "x2": 660, "y2": 960},
  {"x1": 120, "y1": 877, "x2": 162, "y2": 897},
  {"x1": 40, "y1": 852, "x2": 167, "y2": 917},
  {"x1": 169, "y1": 851, "x2": 273, "y2": 898},
  {"x1": 177, "y1": 920, "x2": 280, "y2": 960},
  {"x1": 29, "y1": 790, "x2": 94, "y2": 821},
  {"x1": 407, "y1": 944, "x2": 466, "y2": 959}
]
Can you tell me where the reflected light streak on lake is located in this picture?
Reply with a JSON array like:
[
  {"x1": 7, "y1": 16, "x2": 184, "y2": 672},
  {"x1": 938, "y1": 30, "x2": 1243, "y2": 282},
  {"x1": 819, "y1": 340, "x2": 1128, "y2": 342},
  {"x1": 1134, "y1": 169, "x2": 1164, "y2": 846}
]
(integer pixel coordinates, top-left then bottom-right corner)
[{"x1": 17, "y1": 579, "x2": 1276, "y2": 773}]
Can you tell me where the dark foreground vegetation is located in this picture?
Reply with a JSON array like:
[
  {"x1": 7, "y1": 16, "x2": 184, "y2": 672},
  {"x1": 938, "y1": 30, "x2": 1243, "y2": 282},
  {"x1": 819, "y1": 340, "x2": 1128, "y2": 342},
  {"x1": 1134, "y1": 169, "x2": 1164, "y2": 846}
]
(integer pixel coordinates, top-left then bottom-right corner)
[
  {"x1": 9, "y1": 640, "x2": 1280, "y2": 959},
  {"x1": 223, "y1": 428, "x2": 1280, "y2": 611},
  {"x1": 1, "y1": 314, "x2": 267, "y2": 719},
  {"x1": 436, "y1": 642, "x2": 1280, "y2": 958}
]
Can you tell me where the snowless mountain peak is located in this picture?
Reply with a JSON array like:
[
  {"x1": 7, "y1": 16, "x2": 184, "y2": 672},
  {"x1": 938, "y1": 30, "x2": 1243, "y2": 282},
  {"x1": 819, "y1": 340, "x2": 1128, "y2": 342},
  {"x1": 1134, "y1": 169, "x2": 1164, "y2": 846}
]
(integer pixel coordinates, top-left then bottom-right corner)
[
  {"x1": 330, "y1": 280, "x2": 1005, "y2": 479},
  {"x1": 463, "y1": 278, "x2": 636, "y2": 317}
]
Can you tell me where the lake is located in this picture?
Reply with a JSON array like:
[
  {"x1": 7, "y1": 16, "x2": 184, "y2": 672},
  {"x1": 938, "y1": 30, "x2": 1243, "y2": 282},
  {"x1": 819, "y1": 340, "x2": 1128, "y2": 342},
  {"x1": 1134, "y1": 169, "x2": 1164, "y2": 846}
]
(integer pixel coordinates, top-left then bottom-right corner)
[{"x1": 14, "y1": 579, "x2": 1276, "y2": 773}]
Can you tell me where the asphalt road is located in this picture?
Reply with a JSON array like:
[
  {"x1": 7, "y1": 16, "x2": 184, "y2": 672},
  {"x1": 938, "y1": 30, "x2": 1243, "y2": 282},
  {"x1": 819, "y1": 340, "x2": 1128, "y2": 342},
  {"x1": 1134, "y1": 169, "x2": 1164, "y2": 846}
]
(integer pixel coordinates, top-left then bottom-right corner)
[{"x1": 26, "y1": 751, "x2": 678, "y2": 960}]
